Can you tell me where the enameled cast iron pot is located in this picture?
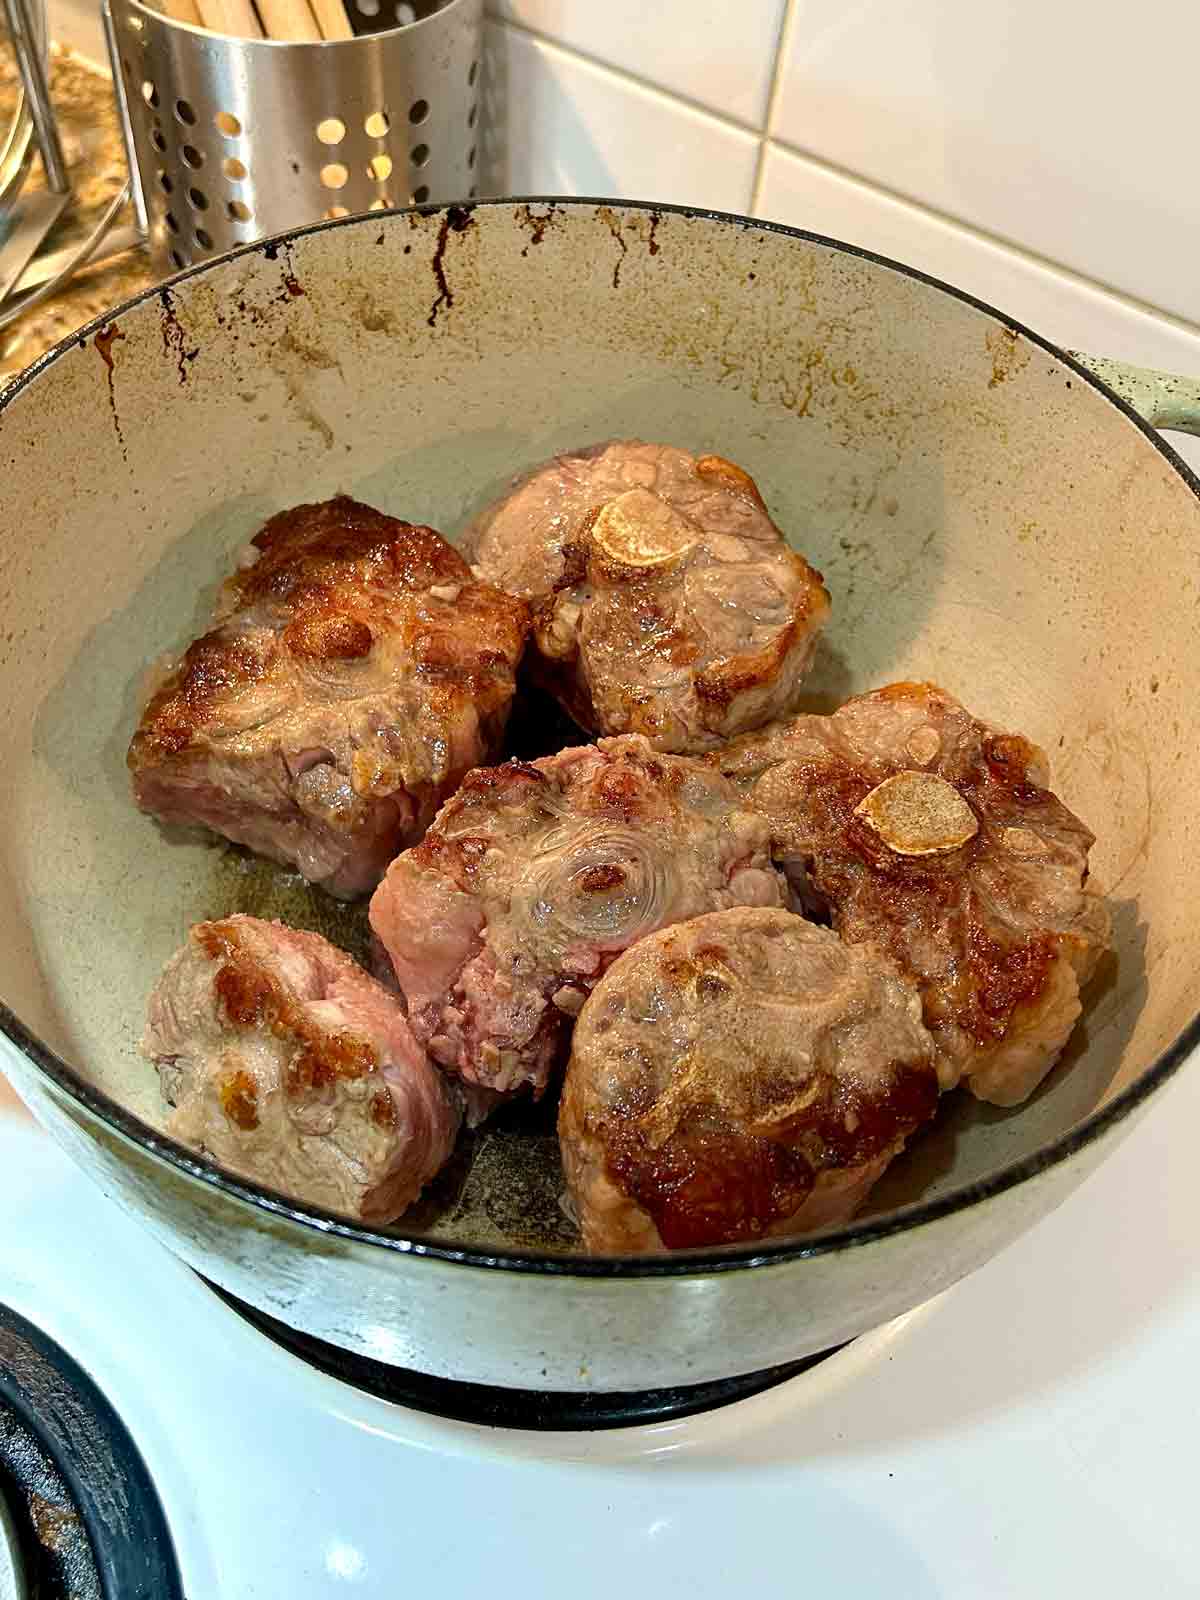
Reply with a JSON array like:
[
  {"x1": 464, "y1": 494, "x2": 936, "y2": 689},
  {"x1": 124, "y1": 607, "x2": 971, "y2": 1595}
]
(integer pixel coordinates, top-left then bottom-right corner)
[{"x1": 1, "y1": 200, "x2": 1198, "y2": 1392}]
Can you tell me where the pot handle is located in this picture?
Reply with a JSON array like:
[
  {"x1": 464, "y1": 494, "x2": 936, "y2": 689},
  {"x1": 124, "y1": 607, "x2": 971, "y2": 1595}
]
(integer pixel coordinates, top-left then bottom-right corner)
[{"x1": 1069, "y1": 351, "x2": 1200, "y2": 437}]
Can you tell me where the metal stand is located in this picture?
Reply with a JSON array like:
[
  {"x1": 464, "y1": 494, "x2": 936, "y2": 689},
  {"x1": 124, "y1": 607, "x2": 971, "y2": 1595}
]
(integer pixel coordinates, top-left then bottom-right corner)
[
  {"x1": 0, "y1": 0, "x2": 71, "y2": 306},
  {"x1": 0, "y1": 0, "x2": 137, "y2": 331}
]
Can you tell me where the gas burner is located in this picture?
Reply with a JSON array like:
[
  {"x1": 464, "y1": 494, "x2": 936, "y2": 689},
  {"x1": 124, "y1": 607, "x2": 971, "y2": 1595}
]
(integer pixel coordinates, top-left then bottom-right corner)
[
  {"x1": 202, "y1": 1278, "x2": 842, "y2": 1431},
  {"x1": 0, "y1": 1304, "x2": 183, "y2": 1600}
]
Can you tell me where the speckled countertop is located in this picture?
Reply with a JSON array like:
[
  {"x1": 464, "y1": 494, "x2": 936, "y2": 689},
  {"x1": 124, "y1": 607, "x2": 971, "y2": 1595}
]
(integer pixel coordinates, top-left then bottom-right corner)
[{"x1": 0, "y1": 43, "x2": 155, "y2": 383}]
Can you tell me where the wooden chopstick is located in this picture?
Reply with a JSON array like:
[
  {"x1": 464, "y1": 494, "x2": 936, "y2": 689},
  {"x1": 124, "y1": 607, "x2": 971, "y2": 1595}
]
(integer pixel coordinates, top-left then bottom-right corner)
[
  {"x1": 309, "y1": 0, "x2": 354, "y2": 39},
  {"x1": 156, "y1": 0, "x2": 354, "y2": 41},
  {"x1": 155, "y1": 0, "x2": 204, "y2": 22},
  {"x1": 195, "y1": 0, "x2": 263, "y2": 37},
  {"x1": 255, "y1": 1, "x2": 321, "y2": 40}
]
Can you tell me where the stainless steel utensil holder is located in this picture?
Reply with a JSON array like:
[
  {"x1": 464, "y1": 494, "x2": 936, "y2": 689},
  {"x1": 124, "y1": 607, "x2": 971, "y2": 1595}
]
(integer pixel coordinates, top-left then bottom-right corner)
[{"x1": 104, "y1": 0, "x2": 483, "y2": 273}]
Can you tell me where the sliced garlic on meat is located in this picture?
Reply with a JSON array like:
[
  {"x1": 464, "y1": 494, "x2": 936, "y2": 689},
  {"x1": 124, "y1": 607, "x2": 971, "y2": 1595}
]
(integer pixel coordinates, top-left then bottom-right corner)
[{"x1": 855, "y1": 770, "x2": 979, "y2": 856}]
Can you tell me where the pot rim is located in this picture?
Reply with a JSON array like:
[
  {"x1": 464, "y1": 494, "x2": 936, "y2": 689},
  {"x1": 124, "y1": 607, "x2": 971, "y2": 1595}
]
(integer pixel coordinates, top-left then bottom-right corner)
[{"x1": 3, "y1": 195, "x2": 1196, "y2": 1278}]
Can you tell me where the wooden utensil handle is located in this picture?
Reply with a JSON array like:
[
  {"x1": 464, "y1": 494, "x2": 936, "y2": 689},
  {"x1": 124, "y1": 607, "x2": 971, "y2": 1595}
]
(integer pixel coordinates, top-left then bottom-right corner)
[
  {"x1": 256, "y1": 0, "x2": 321, "y2": 40},
  {"x1": 156, "y1": 0, "x2": 204, "y2": 22},
  {"x1": 309, "y1": 0, "x2": 354, "y2": 39},
  {"x1": 195, "y1": 0, "x2": 263, "y2": 36}
]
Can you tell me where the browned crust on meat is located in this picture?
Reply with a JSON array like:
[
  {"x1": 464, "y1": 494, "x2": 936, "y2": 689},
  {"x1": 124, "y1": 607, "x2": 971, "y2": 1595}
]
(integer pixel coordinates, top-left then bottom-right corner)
[
  {"x1": 196, "y1": 919, "x2": 378, "y2": 1094},
  {"x1": 410, "y1": 741, "x2": 731, "y2": 903},
  {"x1": 130, "y1": 631, "x2": 278, "y2": 760},
  {"x1": 407, "y1": 762, "x2": 556, "y2": 879},
  {"x1": 571, "y1": 929, "x2": 937, "y2": 1249},
  {"x1": 413, "y1": 739, "x2": 737, "y2": 877},
  {"x1": 693, "y1": 611, "x2": 800, "y2": 708},
  {"x1": 370, "y1": 1089, "x2": 397, "y2": 1128},
  {"x1": 591, "y1": 759, "x2": 663, "y2": 821},
  {"x1": 840, "y1": 773, "x2": 1059, "y2": 1043},
  {"x1": 218, "y1": 1068, "x2": 259, "y2": 1130},
  {"x1": 455, "y1": 759, "x2": 548, "y2": 801},
  {"x1": 874, "y1": 679, "x2": 939, "y2": 702},
  {"x1": 576, "y1": 863, "x2": 627, "y2": 893},
  {"x1": 693, "y1": 550, "x2": 829, "y2": 710},
  {"x1": 283, "y1": 612, "x2": 373, "y2": 661},
  {"x1": 693, "y1": 453, "x2": 769, "y2": 509},
  {"x1": 406, "y1": 828, "x2": 494, "y2": 890},
  {"x1": 606, "y1": 1124, "x2": 818, "y2": 1249},
  {"x1": 430, "y1": 743, "x2": 691, "y2": 845},
  {"x1": 603, "y1": 1066, "x2": 937, "y2": 1250},
  {"x1": 552, "y1": 509, "x2": 600, "y2": 594},
  {"x1": 817, "y1": 842, "x2": 1061, "y2": 1049},
  {"x1": 717, "y1": 682, "x2": 1094, "y2": 1053},
  {"x1": 128, "y1": 498, "x2": 529, "y2": 770},
  {"x1": 225, "y1": 495, "x2": 470, "y2": 607}
]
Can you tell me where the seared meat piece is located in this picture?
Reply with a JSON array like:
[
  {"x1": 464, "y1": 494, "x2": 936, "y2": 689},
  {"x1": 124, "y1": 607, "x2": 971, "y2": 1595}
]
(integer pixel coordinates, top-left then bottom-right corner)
[
  {"x1": 712, "y1": 682, "x2": 1111, "y2": 1106},
  {"x1": 128, "y1": 497, "x2": 529, "y2": 898},
  {"x1": 467, "y1": 441, "x2": 830, "y2": 754},
  {"x1": 142, "y1": 915, "x2": 459, "y2": 1223},
  {"x1": 560, "y1": 907, "x2": 938, "y2": 1252},
  {"x1": 369, "y1": 734, "x2": 786, "y2": 1116}
]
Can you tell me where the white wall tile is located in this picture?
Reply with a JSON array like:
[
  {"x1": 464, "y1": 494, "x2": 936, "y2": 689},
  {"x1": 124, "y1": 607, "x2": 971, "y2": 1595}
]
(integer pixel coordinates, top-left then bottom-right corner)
[
  {"x1": 772, "y1": 0, "x2": 1200, "y2": 326},
  {"x1": 488, "y1": 0, "x2": 788, "y2": 126},
  {"x1": 481, "y1": 21, "x2": 761, "y2": 211},
  {"x1": 756, "y1": 142, "x2": 1200, "y2": 476}
]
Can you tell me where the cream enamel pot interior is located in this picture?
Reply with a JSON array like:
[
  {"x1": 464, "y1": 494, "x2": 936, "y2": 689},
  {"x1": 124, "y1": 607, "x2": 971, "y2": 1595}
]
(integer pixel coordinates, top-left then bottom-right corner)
[{"x1": 1, "y1": 200, "x2": 1198, "y2": 1393}]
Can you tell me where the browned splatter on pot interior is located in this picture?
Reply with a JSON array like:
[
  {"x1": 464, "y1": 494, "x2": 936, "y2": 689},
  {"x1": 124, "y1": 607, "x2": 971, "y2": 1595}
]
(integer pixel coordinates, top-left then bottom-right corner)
[
  {"x1": 427, "y1": 205, "x2": 476, "y2": 328},
  {"x1": 596, "y1": 205, "x2": 629, "y2": 289},
  {"x1": 94, "y1": 322, "x2": 123, "y2": 372},
  {"x1": 647, "y1": 210, "x2": 662, "y2": 256},
  {"x1": 517, "y1": 202, "x2": 556, "y2": 254},
  {"x1": 158, "y1": 287, "x2": 199, "y2": 386},
  {"x1": 358, "y1": 294, "x2": 397, "y2": 334},
  {"x1": 94, "y1": 322, "x2": 126, "y2": 452},
  {"x1": 987, "y1": 325, "x2": 1031, "y2": 389},
  {"x1": 259, "y1": 238, "x2": 306, "y2": 303},
  {"x1": 278, "y1": 326, "x2": 341, "y2": 374}
]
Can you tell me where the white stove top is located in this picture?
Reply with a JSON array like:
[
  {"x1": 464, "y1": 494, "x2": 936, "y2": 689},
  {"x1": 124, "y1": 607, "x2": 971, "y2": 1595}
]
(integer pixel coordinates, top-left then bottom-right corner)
[{"x1": 1, "y1": 1065, "x2": 1197, "y2": 1598}]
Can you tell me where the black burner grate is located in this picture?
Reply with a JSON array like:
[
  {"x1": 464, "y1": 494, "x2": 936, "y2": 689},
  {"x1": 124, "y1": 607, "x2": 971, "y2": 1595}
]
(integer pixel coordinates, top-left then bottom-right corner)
[{"x1": 0, "y1": 1304, "x2": 183, "y2": 1600}]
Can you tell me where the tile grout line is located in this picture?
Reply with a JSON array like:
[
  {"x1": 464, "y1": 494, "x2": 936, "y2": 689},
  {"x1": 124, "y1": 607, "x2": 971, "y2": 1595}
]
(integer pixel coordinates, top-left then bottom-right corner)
[
  {"x1": 487, "y1": 12, "x2": 764, "y2": 139},
  {"x1": 751, "y1": 0, "x2": 799, "y2": 214},
  {"x1": 763, "y1": 134, "x2": 1200, "y2": 343},
  {"x1": 486, "y1": 7, "x2": 1200, "y2": 343}
]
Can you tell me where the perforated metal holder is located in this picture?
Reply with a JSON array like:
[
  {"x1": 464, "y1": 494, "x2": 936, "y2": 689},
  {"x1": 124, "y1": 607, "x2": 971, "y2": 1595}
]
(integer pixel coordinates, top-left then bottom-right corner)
[{"x1": 104, "y1": 0, "x2": 482, "y2": 274}]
